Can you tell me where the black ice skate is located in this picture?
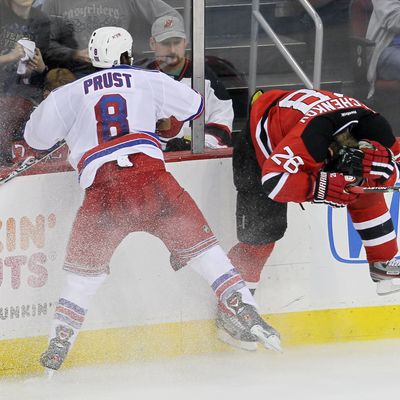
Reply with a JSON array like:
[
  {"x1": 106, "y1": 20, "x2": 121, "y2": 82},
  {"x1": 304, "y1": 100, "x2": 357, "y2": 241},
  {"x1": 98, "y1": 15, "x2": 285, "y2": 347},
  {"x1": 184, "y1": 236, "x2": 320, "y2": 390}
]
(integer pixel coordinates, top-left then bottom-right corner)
[
  {"x1": 369, "y1": 258, "x2": 400, "y2": 295},
  {"x1": 219, "y1": 292, "x2": 282, "y2": 352},
  {"x1": 40, "y1": 325, "x2": 74, "y2": 371}
]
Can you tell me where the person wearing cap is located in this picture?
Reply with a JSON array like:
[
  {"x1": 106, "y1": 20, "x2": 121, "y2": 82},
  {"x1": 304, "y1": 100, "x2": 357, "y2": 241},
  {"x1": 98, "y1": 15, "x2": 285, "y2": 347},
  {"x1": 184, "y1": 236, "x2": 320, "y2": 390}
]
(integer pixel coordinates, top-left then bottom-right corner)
[{"x1": 143, "y1": 15, "x2": 234, "y2": 151}]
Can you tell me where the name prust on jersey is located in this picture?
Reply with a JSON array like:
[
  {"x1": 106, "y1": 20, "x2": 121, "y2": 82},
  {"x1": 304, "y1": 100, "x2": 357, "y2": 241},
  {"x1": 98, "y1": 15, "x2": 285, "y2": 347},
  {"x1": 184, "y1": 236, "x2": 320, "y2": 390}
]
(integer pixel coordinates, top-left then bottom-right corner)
[
  {"x1": 299, "y1": 96, "x2": 363, "y2": 123},
  {"x1": 83, "y1": 71, "x2": 133, "y2": 94}
]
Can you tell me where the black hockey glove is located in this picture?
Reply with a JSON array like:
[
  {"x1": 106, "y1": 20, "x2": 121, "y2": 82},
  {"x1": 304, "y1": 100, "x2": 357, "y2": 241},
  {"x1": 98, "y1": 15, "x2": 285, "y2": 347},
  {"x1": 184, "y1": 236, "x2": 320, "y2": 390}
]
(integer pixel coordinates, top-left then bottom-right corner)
[
  {"x1": 165, "y1": 137, "x2": 191, "y2": 152},
  {"x1": 331, "y1": 146, "x2": 364, "y2": 177}
]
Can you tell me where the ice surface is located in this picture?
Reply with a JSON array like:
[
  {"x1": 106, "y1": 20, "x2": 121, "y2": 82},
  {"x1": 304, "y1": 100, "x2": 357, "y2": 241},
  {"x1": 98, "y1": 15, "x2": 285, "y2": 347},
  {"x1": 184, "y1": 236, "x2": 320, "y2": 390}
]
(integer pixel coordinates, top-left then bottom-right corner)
[{"x1": 2, "y1": 339, "x2": 400, "y2": 400}]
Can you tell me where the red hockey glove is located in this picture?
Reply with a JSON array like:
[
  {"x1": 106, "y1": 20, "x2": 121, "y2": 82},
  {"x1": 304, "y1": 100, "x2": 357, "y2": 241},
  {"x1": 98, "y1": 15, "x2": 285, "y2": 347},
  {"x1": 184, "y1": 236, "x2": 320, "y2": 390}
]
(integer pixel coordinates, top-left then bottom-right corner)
[
  {"x1": 358, "y1": 140, "x2": 396, "y2": 182},
  {"x1": 313, "y1": 172, "x2": 359, "y2": 208}
]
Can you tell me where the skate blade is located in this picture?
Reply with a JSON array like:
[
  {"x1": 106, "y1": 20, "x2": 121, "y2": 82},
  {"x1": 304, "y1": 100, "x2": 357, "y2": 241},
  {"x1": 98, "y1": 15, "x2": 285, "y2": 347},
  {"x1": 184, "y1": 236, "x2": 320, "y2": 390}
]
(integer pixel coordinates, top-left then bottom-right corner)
[
  {"x1": 44, "y1": 368, "x2": 55, "y2": 380},
  {"x1": 217, "y1": 328, "x2": 258, "y2": 351},
  {"x1": 376, "y1": 278, "x2": 400, "y2": 296},
  {"x1": 250, "y1": 326, "x2": 282, "y2": 353}
]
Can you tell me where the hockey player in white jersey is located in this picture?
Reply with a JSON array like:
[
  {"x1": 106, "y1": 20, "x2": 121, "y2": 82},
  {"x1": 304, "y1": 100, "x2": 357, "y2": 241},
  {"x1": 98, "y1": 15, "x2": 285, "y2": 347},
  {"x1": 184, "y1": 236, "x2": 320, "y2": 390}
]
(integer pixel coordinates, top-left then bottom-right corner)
[{"x1": 23, "y1": 27, "x2": 281, "y2": 373}]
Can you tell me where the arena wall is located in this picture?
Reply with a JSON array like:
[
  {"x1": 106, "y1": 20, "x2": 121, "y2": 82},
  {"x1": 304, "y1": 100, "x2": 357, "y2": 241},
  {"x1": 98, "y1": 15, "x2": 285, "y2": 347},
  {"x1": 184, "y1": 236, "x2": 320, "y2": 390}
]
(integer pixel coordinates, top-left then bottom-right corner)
[{"x1": 1, "y1": 156, "x2": 400, "y2": 376}]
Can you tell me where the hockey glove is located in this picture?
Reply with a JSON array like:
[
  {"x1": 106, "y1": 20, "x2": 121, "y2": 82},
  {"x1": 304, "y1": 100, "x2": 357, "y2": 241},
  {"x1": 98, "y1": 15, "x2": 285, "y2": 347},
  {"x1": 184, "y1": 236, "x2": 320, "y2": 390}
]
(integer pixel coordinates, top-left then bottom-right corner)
[
  {"x1": 165, "y1": 137, "x2": 191, "y2": 152},
  {"x1": 313, "y1": 172, "x2": 359, "y2": 208},
  {"x1": 331, "y1": 146, "x2": 364, "y2": 177},
  {"x1": 358, "y1": 140, "x2": 395, "y2": 182}
]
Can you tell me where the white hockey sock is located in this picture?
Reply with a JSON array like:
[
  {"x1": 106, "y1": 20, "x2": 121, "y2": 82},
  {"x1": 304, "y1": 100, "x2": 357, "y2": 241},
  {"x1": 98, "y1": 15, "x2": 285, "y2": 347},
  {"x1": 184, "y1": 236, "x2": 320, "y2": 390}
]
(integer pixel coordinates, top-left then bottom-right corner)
[
  {"x1": 48, "y1": 272, "x2": 108, "y2": 349},
  {"x1": 188, "y1": 245, "x2": 257, "y2": 308}
]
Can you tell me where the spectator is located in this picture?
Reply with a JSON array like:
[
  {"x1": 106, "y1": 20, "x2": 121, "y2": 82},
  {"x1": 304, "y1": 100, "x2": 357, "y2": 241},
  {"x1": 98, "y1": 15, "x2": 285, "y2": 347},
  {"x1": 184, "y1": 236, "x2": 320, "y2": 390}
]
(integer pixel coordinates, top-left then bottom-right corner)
[
  {"x1": 0, "y1": 0, "x2": 50, "y2": 99},
  {"x1": 366, "y1": 0, "x2": 400, "y2": 97},
  {"x1": 220, "y1": 87, "x2": 400, "y2": 350},
  {"x1": 24, "y1": 27, "x2": 281, "y2": 373},
  {"x1": 141, "y1": 15, "x2": 234, "y2": 151},
  {"x1": 0, "y1": 0, "x2": 50, "y2": 164},
  {"x1": 41, "y1": 0, "x2": 182, "y2": 77}
]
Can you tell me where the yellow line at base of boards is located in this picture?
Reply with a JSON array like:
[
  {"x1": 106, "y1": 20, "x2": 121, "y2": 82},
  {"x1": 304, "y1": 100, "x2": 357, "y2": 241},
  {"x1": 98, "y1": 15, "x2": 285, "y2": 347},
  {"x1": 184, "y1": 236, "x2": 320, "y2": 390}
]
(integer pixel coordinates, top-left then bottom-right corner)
[{"x1": 2, "y1": 305, "x2": 400, "y2": 376}]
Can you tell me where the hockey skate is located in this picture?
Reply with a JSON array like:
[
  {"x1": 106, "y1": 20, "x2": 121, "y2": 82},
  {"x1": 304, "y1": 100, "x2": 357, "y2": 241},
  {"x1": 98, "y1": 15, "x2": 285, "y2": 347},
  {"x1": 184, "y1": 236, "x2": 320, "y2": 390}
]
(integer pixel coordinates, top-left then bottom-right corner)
[
  {"x1": 370, "y1": 258, "x2": 400, "y2": 295},
  {"x1": 216, "y1": 304, "x2": 259, "y2": 351},
  {"x1": 217, "y1": 292, "x2": 282, "y2": 352},
  {"x1": 40, "y1": 325, "x2": 74, "y2": 372}
]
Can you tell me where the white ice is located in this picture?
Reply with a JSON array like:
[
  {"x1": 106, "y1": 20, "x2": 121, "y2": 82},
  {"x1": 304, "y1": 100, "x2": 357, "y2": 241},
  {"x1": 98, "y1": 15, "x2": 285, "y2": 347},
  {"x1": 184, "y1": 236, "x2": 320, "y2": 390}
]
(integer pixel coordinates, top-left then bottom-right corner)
[{"x1": 2, "y1": 339, "x2": 399, "y2": 400}]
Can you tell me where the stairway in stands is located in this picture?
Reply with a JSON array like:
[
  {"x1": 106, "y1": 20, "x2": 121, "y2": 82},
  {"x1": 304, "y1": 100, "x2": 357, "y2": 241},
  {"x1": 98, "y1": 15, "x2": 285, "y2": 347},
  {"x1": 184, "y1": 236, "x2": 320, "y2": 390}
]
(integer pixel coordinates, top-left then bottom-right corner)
[{"x1": 164, "y1": 0, "x2": 353, "y2": 132}]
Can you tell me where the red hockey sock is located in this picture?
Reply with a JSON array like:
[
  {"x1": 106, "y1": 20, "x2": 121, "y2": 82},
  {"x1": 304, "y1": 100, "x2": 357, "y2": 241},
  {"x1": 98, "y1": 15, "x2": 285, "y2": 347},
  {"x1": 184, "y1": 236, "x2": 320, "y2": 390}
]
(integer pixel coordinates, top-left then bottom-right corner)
[
  {"x1": 227, "y1": 242, "x2": 275, "y2": 291},
  {"x1": 348, "y1": 193, "x2": 398, "y2": 263}
]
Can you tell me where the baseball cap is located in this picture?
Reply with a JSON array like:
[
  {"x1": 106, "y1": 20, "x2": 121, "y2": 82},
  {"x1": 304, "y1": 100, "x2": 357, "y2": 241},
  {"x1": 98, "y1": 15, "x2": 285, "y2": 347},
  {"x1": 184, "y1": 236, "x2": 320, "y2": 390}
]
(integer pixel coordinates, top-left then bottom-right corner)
[{"x1": 151, "y1": 15, "x2": 186, "y2": 42}]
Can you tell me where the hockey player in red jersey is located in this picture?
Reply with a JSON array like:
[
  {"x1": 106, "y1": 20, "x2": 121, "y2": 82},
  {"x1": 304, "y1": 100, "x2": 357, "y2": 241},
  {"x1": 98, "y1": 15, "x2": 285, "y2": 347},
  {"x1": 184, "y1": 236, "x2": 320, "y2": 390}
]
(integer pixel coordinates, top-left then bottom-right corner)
[
  {"x1": 23, "y1": 27, "x2": 281, "y2": 374},
  {"x1": 217, "y1": 88, "x2": 400, "y2": 350}
]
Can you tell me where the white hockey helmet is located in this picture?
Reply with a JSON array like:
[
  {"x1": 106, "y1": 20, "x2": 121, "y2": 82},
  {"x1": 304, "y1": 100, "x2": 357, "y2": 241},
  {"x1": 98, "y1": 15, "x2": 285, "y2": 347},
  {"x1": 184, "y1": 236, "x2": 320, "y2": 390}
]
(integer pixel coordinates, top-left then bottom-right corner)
[{"x1": 88, "y1": 26, "x2": 133, "y2": 68}]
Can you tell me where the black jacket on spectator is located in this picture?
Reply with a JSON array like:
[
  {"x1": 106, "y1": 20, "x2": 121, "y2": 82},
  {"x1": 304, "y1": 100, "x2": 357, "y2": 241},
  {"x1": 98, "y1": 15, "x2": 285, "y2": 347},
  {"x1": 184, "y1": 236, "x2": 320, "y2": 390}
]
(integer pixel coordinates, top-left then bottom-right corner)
[
  {"x1": 0, "y1": 3, "x2": 50, "y2": 99},
  {"x1": 0, "y1": 2, "x2": 50, "y2": 165}
]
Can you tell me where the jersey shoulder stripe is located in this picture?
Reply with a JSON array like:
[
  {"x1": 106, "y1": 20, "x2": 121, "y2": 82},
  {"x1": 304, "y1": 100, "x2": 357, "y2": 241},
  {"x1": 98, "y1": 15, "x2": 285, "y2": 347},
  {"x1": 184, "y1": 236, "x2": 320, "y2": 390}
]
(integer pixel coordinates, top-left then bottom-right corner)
[{"x1": 183, "y1": 95, "x2": 204, "y2": 122}]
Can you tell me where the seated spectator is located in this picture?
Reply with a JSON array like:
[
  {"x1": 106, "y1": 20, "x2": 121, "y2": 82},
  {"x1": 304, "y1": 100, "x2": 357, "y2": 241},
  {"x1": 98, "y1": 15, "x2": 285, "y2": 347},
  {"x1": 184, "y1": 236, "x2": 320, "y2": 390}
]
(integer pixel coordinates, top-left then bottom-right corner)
[
  {"x1": 0, "y1": 0, "x2": 50, "y2": 101},
  {"x1": 140, "y1": 15, "x2": 234, "y2": 151},
  {"x1": 0, "y1": 0, "x2": 50, "y2": 165},
  {"x1": 366, "y1": 0, "x2": 400, "y2": 97},
  {"x1": 41, "y1": 0, "x2": 182, "y2": 78}
]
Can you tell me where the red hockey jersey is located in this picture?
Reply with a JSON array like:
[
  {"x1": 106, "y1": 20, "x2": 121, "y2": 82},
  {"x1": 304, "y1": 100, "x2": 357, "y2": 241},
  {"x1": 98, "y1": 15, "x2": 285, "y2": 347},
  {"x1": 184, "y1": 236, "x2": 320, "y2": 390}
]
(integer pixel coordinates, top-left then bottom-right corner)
[{"x1": 249, "y1": 88, "x2": 399, "y2": 203}]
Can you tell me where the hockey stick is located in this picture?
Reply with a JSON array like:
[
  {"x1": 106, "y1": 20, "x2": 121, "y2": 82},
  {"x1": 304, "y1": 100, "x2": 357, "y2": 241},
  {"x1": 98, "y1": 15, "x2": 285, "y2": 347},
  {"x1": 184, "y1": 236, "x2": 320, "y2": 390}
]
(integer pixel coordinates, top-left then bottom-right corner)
[
  {"x1": 347, "y1": 185, "x2": 400, "y2": 194},
  {"x1": 0, "y1": 141, "x2": 66, "y2": 186}
]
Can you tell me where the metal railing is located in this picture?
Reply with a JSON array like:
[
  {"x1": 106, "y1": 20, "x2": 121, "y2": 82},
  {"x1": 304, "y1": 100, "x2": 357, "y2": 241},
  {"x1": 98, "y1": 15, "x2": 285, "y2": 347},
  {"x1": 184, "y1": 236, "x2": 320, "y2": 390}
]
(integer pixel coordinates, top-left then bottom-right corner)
[
  {"x1": 192, "y1": 0, "x2": 205, "y2": 153},
  {"x1": 191, "y1": 0, "x2": 323, "y2": 152},
  {"x1": 248, "y1": 0, "x2": 323, "y2": 96}
]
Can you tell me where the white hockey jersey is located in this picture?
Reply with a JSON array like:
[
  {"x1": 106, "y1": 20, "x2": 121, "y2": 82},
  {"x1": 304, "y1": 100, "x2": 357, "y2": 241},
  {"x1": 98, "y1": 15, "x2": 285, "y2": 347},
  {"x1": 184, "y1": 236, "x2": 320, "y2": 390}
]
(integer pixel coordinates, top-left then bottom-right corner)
[{"x1": 24, "y1": 65, "x2": 204, "y2": 188}]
